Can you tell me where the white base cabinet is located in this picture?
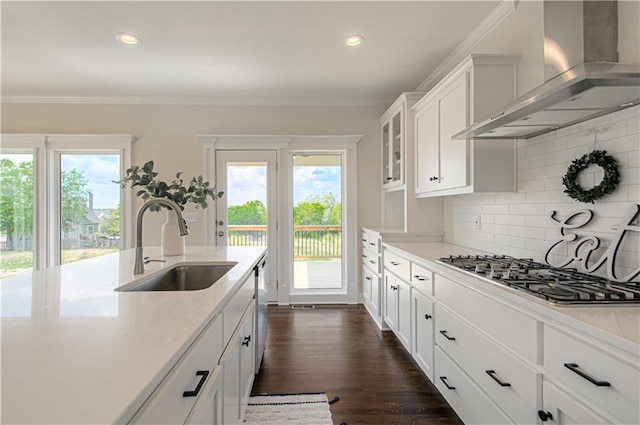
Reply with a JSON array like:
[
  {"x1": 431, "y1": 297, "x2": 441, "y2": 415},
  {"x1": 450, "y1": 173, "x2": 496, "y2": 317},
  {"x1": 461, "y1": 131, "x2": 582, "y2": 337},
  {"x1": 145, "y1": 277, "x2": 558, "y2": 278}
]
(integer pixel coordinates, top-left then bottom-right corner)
[
  {"x1": 411, "y1": 290, "x2": 434, "y2": 382},
  {"x1": 539, "y1": 381, "x2": 610, "y2": 425},
  {"x1": 131, "y1": 274, "x2": 257, "y2": 425},
  {"x1": 374, "y1": 242, "x2": 639, "y2": 425}
]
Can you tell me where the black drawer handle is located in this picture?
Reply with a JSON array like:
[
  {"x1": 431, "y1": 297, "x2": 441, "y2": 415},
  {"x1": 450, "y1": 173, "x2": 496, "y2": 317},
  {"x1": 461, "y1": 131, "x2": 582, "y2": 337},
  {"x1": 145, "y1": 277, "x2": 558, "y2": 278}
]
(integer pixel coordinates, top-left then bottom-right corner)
[
  {"x1": 183, "y1": 370, "x2": 209, "y2": 397},
  {"x1": 369, "y1": 242, "x2": 375, "y2": 246},
  {"x1": 365, "y1": 276, "x2": 371, "y2": 281},
  {"x1": 439, "y1": 330, "x2": 456, "y2": 341},
  {"x1": 242, "y1": 335, "x2": 252, "y2": 347},
  {"x1": 362, "y1": 238, "x2": 367, "y2": 242},
  {"x1": 370, "y1": 260, "x2": 376, "y2": 264},
  {"x1": 564, "y1": 363, "x2": 610, "y2": 387},
  {"x1": 424, "y1": 314, "x2": 432, "y2": 320},
  {"x1": 390, "y1": 261, "x2": 400, "y2": 266},
  {"x1": 538, "y1": 410, "x2": 553, "y2": 422},
  {"x1": 413, "y1": 275, "x2": 428, "y2": 281},
  {"x1": 485, "y1": 370, "x2": 511, "y2": 387},
  {"x1": 439, "y1": 376, "x2": 456, "y2": 390},
  {"x1": 362, "y1": 254, "x2": 367, "y2": 258}
]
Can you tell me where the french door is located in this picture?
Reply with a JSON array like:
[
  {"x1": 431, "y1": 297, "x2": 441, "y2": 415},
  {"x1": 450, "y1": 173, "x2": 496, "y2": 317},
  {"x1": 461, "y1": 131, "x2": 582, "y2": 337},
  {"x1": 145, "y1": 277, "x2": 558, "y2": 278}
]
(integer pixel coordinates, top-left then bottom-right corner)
[{"x1": 215, "y1": 151, "x2": 278, "y2": 302}]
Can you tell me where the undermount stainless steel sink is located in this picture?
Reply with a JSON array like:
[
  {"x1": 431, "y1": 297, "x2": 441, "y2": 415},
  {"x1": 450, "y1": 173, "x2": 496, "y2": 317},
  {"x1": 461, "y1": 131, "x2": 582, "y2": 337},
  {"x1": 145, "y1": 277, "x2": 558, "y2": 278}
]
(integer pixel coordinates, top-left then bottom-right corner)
[{"x1": 117, "y1": 263, "x2": 237, "y2": 292}]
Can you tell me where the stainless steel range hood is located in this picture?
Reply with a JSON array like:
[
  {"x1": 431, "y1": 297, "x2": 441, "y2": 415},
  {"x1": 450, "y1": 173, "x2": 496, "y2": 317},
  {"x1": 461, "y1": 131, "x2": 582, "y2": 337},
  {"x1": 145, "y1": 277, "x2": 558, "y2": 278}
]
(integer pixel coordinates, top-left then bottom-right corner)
[{"x1": 454, "y1": 0, "x2": 640, "y2": 140}]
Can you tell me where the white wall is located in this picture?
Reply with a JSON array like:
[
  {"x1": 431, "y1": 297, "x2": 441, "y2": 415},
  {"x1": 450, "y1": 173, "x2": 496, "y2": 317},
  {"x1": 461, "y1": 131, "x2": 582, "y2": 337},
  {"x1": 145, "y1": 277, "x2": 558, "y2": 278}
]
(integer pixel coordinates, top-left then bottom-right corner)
[
  {"x1": 1, "y1": 103, "x2": 383, "y2": 246},
  {"x1": 444, "y1": 105, "x2": 640, "y2": 278}
]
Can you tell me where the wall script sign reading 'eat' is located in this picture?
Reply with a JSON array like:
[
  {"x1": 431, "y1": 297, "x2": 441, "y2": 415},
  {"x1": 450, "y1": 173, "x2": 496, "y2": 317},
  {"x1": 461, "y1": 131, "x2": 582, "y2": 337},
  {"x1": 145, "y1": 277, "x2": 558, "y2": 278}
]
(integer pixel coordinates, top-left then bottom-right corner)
[{"x1": 545, "y1": 204, "x2": 640, "y2": 283}]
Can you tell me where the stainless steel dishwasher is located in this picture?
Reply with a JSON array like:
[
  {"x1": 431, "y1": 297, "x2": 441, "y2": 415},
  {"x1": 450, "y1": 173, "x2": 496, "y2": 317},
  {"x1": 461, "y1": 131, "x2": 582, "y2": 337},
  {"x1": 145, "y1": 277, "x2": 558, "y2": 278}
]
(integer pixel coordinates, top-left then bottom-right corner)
[{"x1": 254, "y1": 254, "x2": 268, "y2": 373}]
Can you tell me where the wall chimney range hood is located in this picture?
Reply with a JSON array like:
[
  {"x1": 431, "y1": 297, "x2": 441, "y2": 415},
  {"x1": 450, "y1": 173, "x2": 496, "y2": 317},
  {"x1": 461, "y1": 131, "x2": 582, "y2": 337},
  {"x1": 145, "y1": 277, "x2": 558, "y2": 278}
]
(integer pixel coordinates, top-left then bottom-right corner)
[{"x1": 454, "y1": 0, "x2": 640, "y2": 140}]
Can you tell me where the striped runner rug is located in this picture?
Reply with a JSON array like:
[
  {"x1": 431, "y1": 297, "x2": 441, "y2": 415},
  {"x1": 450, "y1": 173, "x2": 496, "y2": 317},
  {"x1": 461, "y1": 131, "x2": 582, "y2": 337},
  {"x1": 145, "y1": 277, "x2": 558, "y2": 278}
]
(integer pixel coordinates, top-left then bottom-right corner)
[{"x1": 243, "y1": 393, "x2": 334, "y2": 424}]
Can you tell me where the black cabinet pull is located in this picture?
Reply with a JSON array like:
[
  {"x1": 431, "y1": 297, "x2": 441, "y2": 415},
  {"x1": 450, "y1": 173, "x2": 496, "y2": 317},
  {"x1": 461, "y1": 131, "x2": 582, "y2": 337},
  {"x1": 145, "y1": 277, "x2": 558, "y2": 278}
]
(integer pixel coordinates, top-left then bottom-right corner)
[
  {"x1": 424, "y1": 314, "x2": 432, "y2": 320},
  {"x1": 242, "y1": 335, "x2": 252, "y2": 347},
  {"x1": 485, "y1": 370, "x2": 511, "y2": 387},
  {"x1": 439, "y1": 330, "x2": 456, "y2": 341},
  {"x1": 370, "y1": 260, "x2": 376, "y2": 264},
  {"x1": 413, "y1": 275, "x2": 427, "y2": 281},
  {"x1": 537, "y1": 410, "x2": 553, "y2": 422},
  {"x1": 386, "y1": 177, "x2": 393, "y2": 181},
  {"x1": 362, "y1": 254, "x2": 367, "y2": 258},
  {"x1": 564, "y1": 363, "x2": 610, "y2": 387},
  {"x1": 439, "y1": 376, "x2": 456, "y2": 390},
  {"x1": 365, "y1": 276, "x2": 371, "y2": 281},
  {"x1": 183, "y1": 370, "x2": 209, "y2": 397},
  {"x1": 369, "y1": 242, "x2": 375, "y2": 246},
  {"x1": 390, "y1": 261, "x2": 399, "y2": 266}
]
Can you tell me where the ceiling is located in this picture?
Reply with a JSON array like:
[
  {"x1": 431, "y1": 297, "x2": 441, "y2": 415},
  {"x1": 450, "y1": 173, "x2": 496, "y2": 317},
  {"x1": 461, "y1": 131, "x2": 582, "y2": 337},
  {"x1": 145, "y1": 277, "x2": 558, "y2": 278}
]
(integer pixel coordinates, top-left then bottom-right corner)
[{"x1": 1, "y1": 1, "x2": 501, "y2": 106}]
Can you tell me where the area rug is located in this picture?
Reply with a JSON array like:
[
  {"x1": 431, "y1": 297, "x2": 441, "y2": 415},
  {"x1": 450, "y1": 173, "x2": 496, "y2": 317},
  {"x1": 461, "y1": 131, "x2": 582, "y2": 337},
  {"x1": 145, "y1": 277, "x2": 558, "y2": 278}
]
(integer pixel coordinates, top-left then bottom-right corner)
[{"x1": 243, "y1": 393, "x2": 334, "y2": 424}]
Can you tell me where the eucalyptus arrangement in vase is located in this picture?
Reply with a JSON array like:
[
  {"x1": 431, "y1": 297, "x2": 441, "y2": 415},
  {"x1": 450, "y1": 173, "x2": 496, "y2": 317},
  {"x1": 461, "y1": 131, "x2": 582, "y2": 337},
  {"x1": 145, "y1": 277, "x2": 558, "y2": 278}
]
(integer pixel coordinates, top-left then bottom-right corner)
[{"x1": 115, "y1": 160, "x2": 224, "y2": 255}]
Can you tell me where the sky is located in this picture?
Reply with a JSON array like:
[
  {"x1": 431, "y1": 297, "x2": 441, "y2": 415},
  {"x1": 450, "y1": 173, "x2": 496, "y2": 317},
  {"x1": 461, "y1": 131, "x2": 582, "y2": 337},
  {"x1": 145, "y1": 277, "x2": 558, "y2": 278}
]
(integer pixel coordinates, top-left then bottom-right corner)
[
  {"x1": 61, "y1": 154, "x2": 121, "y2": 210},
  {"x1": 227, "y1": 164, "x2": 341, "y2": 207},
  {"x1": 2, "y1": 153, "x2": 342, "y2": 210}
]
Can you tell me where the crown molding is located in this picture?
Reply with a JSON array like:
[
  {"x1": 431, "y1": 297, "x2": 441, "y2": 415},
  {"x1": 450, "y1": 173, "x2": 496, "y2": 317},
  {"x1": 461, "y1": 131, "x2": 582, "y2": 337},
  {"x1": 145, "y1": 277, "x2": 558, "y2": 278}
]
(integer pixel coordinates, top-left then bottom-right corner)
[
  {"x1": 1, "y1": 94, "x2": 393, "y2": 107},
  {"x1": 415, "y1": 0, "x2": 517, "y2": 93}
]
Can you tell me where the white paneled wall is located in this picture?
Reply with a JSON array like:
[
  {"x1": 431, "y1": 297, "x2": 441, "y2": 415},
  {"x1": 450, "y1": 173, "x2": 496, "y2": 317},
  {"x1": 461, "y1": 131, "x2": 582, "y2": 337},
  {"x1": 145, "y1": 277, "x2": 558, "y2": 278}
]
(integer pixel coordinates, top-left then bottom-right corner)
[{"x1": 444, "y1": 105, "x2": 640, "y2": 279}]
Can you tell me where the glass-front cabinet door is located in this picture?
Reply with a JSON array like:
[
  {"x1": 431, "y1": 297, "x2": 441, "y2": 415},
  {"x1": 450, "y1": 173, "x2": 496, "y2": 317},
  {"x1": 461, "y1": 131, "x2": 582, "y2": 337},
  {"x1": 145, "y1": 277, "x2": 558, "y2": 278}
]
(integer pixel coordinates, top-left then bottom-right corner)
[{"x1": 381, "y1": 108, "x2": 403, "y2": 189}]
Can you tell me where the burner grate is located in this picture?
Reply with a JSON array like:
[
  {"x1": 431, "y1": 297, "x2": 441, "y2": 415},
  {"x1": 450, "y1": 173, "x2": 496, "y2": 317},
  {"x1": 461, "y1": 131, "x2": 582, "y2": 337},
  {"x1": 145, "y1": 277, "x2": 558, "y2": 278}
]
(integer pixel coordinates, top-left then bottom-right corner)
[{"x1": 438, "y1": 255, "x2": 640, "y2": 305}]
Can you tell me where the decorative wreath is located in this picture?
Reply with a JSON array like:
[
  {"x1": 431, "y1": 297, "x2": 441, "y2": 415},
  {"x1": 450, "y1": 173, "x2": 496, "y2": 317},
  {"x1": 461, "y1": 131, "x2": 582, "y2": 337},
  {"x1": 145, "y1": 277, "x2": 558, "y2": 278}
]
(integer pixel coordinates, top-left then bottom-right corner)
[{"x1": 562, "y1": 150, "x2": 620, "y2": 204}]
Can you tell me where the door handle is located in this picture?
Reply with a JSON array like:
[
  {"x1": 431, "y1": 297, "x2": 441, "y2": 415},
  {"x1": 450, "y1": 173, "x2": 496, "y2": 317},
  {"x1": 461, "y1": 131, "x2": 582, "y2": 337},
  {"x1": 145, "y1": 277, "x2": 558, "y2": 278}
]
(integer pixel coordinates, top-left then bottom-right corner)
[
  {"x1": 439, "y1": 376, "x2": 456, "y2": 390},
  {"x1": 564, "y1": 363, "x2": 610, "y2": 387},
  {"x1": 217, "y1": 220, "x2": 224, "y2": 226},
  {"x1": 439, "y1": 330, "x2": 456, "y2": 341},
  {"x1": 183, "y1": 370, "x2": 209, "y2": 397},
  {"x1": 217, "y1": 231, "x2": 224, "y2": 237}
]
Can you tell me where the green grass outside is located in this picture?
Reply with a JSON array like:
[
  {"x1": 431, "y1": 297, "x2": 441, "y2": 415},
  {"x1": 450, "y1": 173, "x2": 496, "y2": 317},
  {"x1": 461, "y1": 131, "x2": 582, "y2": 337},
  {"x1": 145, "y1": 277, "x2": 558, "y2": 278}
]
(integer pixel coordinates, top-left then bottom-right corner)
[{"x1": 0, "y1": 248, "x2": 119, "y2": 279}]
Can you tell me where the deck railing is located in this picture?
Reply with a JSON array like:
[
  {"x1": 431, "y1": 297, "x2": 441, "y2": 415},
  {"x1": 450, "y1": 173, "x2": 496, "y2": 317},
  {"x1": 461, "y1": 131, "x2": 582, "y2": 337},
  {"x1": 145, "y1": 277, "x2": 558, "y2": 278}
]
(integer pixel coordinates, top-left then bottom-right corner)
[{"x1": 228, "y1": 225, "x2": 341, "y2": 259}]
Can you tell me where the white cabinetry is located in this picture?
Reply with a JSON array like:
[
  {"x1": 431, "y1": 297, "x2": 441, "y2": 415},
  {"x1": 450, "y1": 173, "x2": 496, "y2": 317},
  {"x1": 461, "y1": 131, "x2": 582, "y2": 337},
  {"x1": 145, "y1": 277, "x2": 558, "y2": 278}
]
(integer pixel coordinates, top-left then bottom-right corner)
[
  {"x1": 361, "y1": 229, "x2": 384, "y2": 329},
  {"x1": 414, "y1": 54, "x2": 519, "y2": 198},
  {"x1": 377, "y1": 243, "x2": 640, "y2": 425},
  {"x1": 379, "y1": 93, "x2": 443, "y2": 234},
  {"x1": 132, "y1": 315, "x2": 224, "y2": 425},
  {"x1": 132, "y1": 274, "x2": 257, "y2": 425}
]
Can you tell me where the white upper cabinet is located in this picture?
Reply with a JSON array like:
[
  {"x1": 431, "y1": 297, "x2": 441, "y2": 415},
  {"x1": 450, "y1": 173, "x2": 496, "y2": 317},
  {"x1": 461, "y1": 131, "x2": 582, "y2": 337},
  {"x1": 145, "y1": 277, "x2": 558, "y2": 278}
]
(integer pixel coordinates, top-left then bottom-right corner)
[
  {"x1": 413, "y1": 54, "x2": 519, "y2": 198},
  {"x1": 380, "y1": 93, "x2": 424, "y2": 191}
]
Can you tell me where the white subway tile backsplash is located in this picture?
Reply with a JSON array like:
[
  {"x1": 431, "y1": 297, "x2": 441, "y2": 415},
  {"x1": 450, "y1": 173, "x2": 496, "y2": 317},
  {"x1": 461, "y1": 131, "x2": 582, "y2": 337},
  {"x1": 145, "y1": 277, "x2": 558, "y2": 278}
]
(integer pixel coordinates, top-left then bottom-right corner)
[
  {"x1": 442, "y1": 106, "x2": 640, "y2": 274},
  {"x1": 510, "y1": 225, "x2": 547, "y2": 240},
  {"x1": 509, "y1": 203, "x2": 545, "y2": 215},
  {"x1": 483, "y1": 223, "x2": 510, "y2": 235},
  {"x1": 495, "y1": 214, "x2": 526, "y2": 226},
  {"x1": 494, "y1": 193, "x2": 526, "y2": 205},
  {"x1": 495, "y1": 235, "x2": 526, "y2": 248},
  {"x1": 482, "y1": 204, "x2": 508, "y2": 214}
]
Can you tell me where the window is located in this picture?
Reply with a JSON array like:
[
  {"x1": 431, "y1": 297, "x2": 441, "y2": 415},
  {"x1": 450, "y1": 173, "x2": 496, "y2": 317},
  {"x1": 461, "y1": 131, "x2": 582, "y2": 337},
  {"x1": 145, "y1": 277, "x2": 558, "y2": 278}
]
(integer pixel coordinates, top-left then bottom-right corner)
[
  {"x1": 0, "y1": 134, "x2": 133, "y2": 273},
  {"x1": 0, "y1": 153, "x2": 34, "y2": 278}
]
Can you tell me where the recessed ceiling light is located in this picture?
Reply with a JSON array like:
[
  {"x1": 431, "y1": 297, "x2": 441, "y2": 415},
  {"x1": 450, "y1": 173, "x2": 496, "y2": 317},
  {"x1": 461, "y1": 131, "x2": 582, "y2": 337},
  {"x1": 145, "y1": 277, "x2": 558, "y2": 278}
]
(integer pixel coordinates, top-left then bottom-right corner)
[
  {"x1": 115, "y1": 33, "x2": 141, "y2": 45},
  {"x1": 344, "y1": 34, "x2": 364, "y2": 47}
]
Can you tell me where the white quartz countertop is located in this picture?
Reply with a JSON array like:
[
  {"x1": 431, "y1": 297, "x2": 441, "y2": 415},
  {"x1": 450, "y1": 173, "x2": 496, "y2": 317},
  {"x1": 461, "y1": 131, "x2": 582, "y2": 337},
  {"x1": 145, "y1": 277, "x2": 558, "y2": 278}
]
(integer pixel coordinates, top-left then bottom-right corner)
[
  {"x1": 1, "y1": 246, "x2": 266, "y2": 425},
  {"x1": 382, "y1": 241, "x2": 640, "y2": 356}
]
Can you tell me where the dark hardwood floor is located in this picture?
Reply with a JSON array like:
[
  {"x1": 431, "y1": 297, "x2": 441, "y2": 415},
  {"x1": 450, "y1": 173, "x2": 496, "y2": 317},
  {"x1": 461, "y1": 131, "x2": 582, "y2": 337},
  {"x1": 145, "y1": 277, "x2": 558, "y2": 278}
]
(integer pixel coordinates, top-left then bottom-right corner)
[{"x1": 252, "y1": 305, "x2": 463, "y2": 425}]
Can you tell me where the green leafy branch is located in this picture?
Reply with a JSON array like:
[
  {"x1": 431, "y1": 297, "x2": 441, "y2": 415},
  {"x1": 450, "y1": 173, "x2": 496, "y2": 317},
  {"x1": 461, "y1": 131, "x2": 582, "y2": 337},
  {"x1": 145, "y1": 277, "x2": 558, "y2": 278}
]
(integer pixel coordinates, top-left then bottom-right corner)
[{"x1": 114, "y1": 160, "x2": 223, "y2": 212}]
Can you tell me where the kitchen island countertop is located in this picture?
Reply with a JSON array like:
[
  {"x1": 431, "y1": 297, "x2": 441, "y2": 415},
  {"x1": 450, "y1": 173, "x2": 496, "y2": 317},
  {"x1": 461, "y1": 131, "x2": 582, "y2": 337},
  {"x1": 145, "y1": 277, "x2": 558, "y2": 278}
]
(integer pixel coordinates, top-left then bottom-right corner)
[{"x1": 1, "y1": 245, "x2": 266, "y2": 425}]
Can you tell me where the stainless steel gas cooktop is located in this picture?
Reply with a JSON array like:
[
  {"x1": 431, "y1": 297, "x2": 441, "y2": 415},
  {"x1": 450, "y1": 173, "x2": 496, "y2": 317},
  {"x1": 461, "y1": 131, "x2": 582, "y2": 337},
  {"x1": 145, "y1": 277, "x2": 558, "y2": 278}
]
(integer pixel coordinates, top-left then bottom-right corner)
[{"x1": 437, "y1": 255, "x2": 640, "y2": 305}]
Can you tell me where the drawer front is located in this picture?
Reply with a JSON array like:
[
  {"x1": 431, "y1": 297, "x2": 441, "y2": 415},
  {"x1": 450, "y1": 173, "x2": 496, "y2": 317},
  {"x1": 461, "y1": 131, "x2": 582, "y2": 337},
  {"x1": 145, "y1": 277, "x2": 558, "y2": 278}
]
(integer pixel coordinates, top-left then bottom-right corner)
[
  {"x1": 410, "y1": 262, "x2": 433, "y2": 296},
  {"x1": 361, "y1": 231, "x2": 380, "y2": 253},
  {"x1": 435, "y1": 346, "x2": 511, "y2": 425},
  {"x1": 384, "y1": 250, "x2": 410, "y2": 282},
  {"x1": 135, "y1": 315, "x2": 224, "y2": 424},
  {"x1": 435, "y1": 274, "x2": 538, "y2": 363},
  {"x1": 223, "y1": 277, "x2": 255, "y2": 347},
  {"x1": 541, "y1": 381, "x2": 611, "y2": 425},
  {"x1": 544, "y1": 326, "x2": 639, "y2": 425},
  {"x1": 435, "y1": 305, "x2": 538, "y2": 425},
  {"x1": 362, "y1": 247, "x2": 380, "y2": 274}
]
